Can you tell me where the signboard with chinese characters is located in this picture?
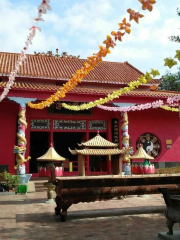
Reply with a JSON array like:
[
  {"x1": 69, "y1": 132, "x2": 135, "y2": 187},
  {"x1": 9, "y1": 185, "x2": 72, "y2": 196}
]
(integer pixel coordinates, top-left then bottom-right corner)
[
  {"x1": 31, "y1": 119, "x2": 50, "y2": 130},
  {"x1": 48, "y1": 101, "x2": 92, "y2": 115},
  {"x1": 89, "y1": 120, "x2": 107, "y2": 130},
  {"x1": 53, "y1": 120, "x2": 86, "y2": 130},
  {"x1": 112, "y1": 118, "x2": 119, "y2": 144}
]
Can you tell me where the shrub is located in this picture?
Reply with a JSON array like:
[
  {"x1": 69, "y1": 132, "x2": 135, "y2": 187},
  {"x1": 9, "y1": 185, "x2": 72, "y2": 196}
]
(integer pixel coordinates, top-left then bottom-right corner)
[
  {"x1": 155, "y1": 166, "x2": 180, "y2": 174},
  {"x1": 0, "y1": 171, "x2": 20, "y2": 191}
]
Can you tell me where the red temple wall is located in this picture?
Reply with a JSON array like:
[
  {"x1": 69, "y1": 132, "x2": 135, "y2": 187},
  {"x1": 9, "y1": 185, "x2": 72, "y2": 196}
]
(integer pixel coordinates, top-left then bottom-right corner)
[
  {"x1": 0, "y1": 101, "x2": 18, "y2": 173},
  {"x1": 129, "y1": 108, "x2": 180, "y2": 163}
]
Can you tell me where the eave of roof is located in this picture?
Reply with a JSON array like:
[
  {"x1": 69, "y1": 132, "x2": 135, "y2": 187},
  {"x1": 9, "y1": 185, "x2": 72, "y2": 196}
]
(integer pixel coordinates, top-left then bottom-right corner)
[
  {"x1": 0, "y1": 81, "x2": 178, "y2": 99},
  {"x1": 79, "y1": 134, "x2": 118, "y2": 147},
  {"x1": 70, "y1": 148, "x2": 124, "y2": 155}
]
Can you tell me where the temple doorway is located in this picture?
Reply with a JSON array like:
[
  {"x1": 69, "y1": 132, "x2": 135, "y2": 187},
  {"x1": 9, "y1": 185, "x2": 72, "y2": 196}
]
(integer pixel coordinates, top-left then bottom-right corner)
[
  {"x1": 29, "y1": 132, "x2": 50, "y2": 173},
  {"x1": 89, "y1": 132, "x2": 107, "y2": 173},
  {"x1": 53, "y1": 132, "x2": 85, "y2": 173}
]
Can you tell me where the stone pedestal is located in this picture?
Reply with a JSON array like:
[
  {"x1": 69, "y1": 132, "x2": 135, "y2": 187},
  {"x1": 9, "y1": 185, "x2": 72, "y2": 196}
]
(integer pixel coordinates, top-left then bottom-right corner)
[
  {"x1": 158, "y1": 231, "x2": 180, "y2": 240},
  {"x1": 43, "y1": 182, "x2": 55, "y2": 204},
  {"x1": 124, "y1": 163, "x2": 131, "y2": 175},
  {"x1": 27, "y1": 181, "x2": 35, "y2": 193},
  {"x1": 18, "y1": 174, "x2": 32, "y2": 184}
]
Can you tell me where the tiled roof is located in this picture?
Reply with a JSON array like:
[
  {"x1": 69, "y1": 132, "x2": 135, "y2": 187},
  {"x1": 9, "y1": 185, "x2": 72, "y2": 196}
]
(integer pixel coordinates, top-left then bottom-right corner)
[
  {"x1": 0, "y1": 81, "x2": 178, "y2": 98},
  {"x1": 79, "y1": 133, "x2": 118, "y2": 147},
  {"x1": 70, "y1": 148, "x2": 124, "y2": 155},
  {"x1": 130, "y1": 145, "x2": 154, "y2": 160},
  {"x1": 0, "y1": 52, "x2": 160, "y2": 85},
  {"x1": 37, "y1": 146, "x2": 65, "y2": 161}
]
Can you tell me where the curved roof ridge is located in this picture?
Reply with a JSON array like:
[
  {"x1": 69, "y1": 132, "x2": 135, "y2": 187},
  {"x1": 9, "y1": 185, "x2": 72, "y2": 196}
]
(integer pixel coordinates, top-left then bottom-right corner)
[
  {"x1": 80, "y1": 132, "x2": 118, "y2": 147},
  {"x1": 124, "y1": 61, "x2": 144, "y2": 75},
  {"x1": 37, "y1": 146, "x2": 65, "y2": 161}
]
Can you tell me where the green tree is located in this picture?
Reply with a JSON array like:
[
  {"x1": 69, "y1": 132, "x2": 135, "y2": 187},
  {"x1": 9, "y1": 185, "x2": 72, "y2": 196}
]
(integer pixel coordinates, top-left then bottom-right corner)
[
  {"x1": 159, "y1": 71, "x2": 180, "y2": 92},
  {"x1": 169, "y1": 8, "x2": 180, "y2": 43},
  {"x1": 159, "y1": 8, "x2": 180, "y2": 92}
]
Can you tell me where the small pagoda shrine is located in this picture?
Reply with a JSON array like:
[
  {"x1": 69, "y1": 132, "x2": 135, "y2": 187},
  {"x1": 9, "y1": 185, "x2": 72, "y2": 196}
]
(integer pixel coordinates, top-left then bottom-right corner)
[
  {"x1": 69, "y1": 131, "x2": 128, "y2": 176},
  {"x1": 130, "y1": 144, "x2": 155, "y2": 174},
  {"x1": 37, "y1": 143, "x2": 66, "y2": 177},
  {"x1": 37, "y1": 144, "x2": 66, "y2": 203}
]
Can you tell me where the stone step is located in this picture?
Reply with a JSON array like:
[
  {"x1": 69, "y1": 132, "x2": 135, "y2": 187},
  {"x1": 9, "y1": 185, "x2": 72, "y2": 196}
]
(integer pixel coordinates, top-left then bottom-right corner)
[{"x1": 30, "y1": 178, "x2": 48, "y2": 192}]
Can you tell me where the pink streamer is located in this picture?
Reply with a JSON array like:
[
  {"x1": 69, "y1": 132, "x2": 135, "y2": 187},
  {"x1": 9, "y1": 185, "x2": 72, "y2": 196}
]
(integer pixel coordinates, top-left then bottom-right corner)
[
  {"x1": 97, "y1": 100, "x2": 167, "y2": 112},
  {"x1": 0, "y1": 0, "x2": 51, "y2": 102}
]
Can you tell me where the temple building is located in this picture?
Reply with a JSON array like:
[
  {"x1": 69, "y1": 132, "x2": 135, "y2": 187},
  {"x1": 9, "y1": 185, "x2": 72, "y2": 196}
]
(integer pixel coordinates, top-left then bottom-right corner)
[{"x1": 0, "y1": 51, "x2": 180, "y2": 176}]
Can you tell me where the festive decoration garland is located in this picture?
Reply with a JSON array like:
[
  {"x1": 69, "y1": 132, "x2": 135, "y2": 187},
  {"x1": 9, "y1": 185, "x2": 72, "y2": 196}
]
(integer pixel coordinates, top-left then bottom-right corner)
[
  {"x1": 167, "y1": 94, "x2": 180, "y2": 105},
  {"x1": 63, "y1": 26, "x2": 180, "y2": 111},
  {"x1": 97, "y1": 101, "x2": 180, "y2": 113},
  {"x1": 62, "y1": 71, "x2": 161, "y2": 111},
  {"x1": 164, "y1": 50, "x2": 180, "y2": 69},
  {"x1": 62, "y1": 46, "x2": 180, "y2": 112},
  {"x1": 28, "y1": 0, "x2": 156, "y2": 109},
  {"x1": 0, "y1": 0, "x2": 51, "y2": 102},
  {"x1": 161, "y1": 105, "x2": 180, "y2": 112},
  {"x1": 97, "y1": 100, "x2": 164, "y2": 112},
  {"x1": 64, "y1": 41, "x2": 180, "y2": 111}
]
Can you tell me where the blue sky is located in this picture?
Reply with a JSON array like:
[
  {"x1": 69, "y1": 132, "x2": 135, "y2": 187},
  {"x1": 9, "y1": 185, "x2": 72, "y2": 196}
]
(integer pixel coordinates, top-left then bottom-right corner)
[{"x1": 1, "y1": 0, "x2": 180, "y2": 77}]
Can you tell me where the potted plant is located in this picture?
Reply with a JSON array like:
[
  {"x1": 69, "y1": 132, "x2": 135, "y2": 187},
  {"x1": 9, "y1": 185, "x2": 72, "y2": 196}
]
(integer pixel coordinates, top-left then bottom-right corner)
[{"x1": 0, "y1": 171, "x2": 20, "y2": 193}]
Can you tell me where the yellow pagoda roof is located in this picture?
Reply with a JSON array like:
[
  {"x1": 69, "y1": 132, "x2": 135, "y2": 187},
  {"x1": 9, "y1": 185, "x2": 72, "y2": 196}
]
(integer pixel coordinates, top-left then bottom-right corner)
[
  {"x1": 37, "y1": 145, "x2": 65, "y2": 161},
  {"x1": 130, "y1": 145, "x2": 154, "y2": 160},
  {"x1": 79, "y1": 132, "x2": 118, "y2": 147},
  {"x1": 69, "y1": 148, "x2": 124, "y2": 156}
]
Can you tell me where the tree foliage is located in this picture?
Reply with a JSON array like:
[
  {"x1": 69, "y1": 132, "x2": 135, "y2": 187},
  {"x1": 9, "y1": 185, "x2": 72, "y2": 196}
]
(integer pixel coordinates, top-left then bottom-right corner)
[
  {"x1": 169, "y1": 8, "x2": 180, "y2": 43},
  {"x1": 159, "y1": 8, "x2": 180, "y2": 92},
  {"x1": 159, "y1": 71, "x2": 180, "y2": 92}
]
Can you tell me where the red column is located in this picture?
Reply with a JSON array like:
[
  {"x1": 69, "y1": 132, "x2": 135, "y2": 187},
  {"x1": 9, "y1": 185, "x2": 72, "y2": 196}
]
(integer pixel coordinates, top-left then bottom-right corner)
[
  {"x1": 85, "y1": 129, "x2": 90, "y2": 174},
  {"x1": 107, "y1": 119, "x2": 112, "y2": 174}
]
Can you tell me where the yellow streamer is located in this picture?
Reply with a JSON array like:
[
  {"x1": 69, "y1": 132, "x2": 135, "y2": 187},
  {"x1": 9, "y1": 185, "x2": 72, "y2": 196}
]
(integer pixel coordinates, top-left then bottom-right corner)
[
  {"x1": 62, "y1": 75, "x2": 149, "y2": 111},
  {"x1": 161, "y1": 106, "x2": 180, "y2": 112}
]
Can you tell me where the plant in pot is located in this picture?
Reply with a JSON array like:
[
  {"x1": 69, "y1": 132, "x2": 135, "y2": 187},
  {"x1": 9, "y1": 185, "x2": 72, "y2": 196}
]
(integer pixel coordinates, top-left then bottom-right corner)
[{"x1": 0, "y1": 171, "x2": 20, "y2": 192}]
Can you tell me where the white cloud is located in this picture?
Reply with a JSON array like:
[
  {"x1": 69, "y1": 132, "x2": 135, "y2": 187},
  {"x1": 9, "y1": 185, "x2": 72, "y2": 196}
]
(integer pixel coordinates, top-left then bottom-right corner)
[
  {"x1": 0, "y1": 1, "x2": 33, "y2": 52},
  {"x1": 0, "y1": 0, "x2": 62, "y2": 53},
  {"x1": 51, "y1": 0, "x2": 115, "y2": 36},
  {"x1": 143, "y1": 7, "x2": 161, "y2": 25},
  {"x1": 152, "y1": 18, "x2": 180, "y2": 46}
]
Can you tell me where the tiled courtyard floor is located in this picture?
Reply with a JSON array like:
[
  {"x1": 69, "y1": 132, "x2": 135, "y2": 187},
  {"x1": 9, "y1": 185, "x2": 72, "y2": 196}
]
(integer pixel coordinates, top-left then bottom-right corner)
[{"x1": 0, "y1": 192, "x2": 179, "y2": 240}]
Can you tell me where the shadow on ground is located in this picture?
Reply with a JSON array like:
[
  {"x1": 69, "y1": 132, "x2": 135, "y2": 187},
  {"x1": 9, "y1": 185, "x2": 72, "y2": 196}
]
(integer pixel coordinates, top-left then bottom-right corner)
[
  {"x1": 0, "y1": 198, "x2": 47, "y2": 205},
  {"x1": 15, "y1": 206, "x2": 165, "y2": 223},
  {"x1": 1, "y1": 214, "x2": 172, "y2": 240}
]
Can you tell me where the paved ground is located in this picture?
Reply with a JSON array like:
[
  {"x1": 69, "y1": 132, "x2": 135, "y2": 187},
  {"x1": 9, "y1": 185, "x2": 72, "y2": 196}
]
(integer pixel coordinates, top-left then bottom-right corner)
[{"x1": 0, "y1": 192, "x2": 180, "y2": 240}]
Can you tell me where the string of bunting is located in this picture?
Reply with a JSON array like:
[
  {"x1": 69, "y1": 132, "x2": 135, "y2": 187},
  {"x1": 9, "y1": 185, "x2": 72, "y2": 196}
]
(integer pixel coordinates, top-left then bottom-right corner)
[
  {"x1": 95, "y1": 45, "x2": 180, "y2": 113},
  {"x1": 97, "y1": 48, "x2": 180, "y2": 113},
  {"x1": 28, "y1": 0, "x2": 157, "y2": 109},
  {"x1": 62, "y1": 71, "x2": 159, "y2": 111},
  {"x1": 0, "y1": 0, "x2": 52, "y2": 102},
  {"x1": 97, "y1": 101, "x2": 180, "y2": 113},
  {"x1": 96, "y1": 45, "x2": 180, "y2": 113},
  {"x1": 161, "y1": 105, "x2": 180, "y2": 112},
  {"x1": 62, "y1": 46, "x2": 180, "y2": 112},
  {"x1": 62, "y1": 0, "x2": 180, "y2": 112}
]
